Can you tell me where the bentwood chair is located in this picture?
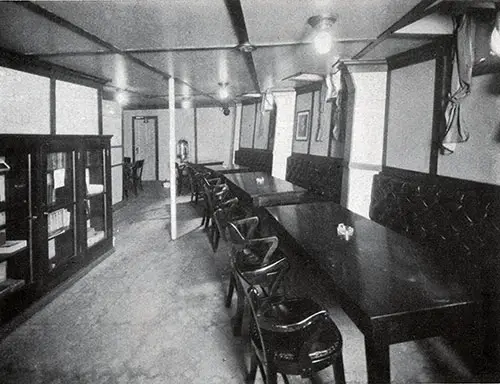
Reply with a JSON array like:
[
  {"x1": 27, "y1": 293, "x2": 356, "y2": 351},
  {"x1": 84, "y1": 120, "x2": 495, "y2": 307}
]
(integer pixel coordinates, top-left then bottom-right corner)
[
  {"x1": 186, "y1": 166, "x2": 204, "y2": 204},
  {"x1": 246, "y1": 286, "x2": 346, "y2": 384},
  {"x1": 211, "y1": 197, "x2": 251, "y2": 252},
  {"x1": 200, "y1": 176, "x2": 226, "y2": 229},
  {"x1": 224, "y1": 217, "x2": 288, "y2": 336}
]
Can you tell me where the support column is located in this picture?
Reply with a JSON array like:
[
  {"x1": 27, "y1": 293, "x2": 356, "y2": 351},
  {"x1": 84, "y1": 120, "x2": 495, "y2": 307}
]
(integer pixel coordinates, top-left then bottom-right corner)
[
  {"x1": 340, "y1": 63, "x2": 387, "y2": 218},
  {"x1": 271, "y1": 90, "x2": 296, "y2": 179},
  {"x1": 169, "y1": 77, "x2": 177, "y2": 240},
  {"x1": 230, "y1": 102, "x2": 242, "y2": 165}
]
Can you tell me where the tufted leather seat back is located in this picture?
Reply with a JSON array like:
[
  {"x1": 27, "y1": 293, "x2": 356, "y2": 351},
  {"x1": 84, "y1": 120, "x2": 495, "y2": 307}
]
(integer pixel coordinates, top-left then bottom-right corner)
[
  {"x1": 369, "y1": 170, "x2": 500, "y2": 363},
  {"x1": 286, "y1": 153, "x2": 343, "y2": 203},
  {"x1": 234, "y1": 148, "x2": 273, "y2": 173}
]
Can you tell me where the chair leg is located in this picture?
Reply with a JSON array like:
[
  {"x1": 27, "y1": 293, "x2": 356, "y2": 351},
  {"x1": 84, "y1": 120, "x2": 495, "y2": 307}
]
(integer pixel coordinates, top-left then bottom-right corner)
[
  {"x1": 225, "y1": 272, "x2": 235, "y2": 308},
  {"x1": 246, "y1": 351, "x2": 258, "y2": 383},
  {"x1": 211, "y1": 226, "x2": 220, "y2": 252},
  {"x1": 266, "y1": 363, "x2": 278, "y2": 384},
  {"x1": 232, "y1": 278, "x2": 245, "y2": 336},
  {"x1": 333, "y1": 353, "x2": 346, "y2": 384}
]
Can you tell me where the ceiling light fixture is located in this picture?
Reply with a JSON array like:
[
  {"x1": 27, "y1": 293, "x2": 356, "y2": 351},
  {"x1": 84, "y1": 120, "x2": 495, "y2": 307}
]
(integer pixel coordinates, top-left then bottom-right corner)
[
  {"x1": 308, "y1": 15, "x2": 337, "y2": 55},
  {"x1": 181, "y1": 97, "x2": 191, "y2": 109},
  {"x1": 218, "y1": 82, "x2": 230, "y2": 100},
  {"x1": 116, "y1": 91, "x2": 128, "y2": 105}
]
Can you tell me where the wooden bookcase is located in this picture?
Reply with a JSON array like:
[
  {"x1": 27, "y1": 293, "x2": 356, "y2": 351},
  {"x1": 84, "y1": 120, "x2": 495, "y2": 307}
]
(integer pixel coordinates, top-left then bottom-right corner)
[{"x1": 0, "y1": 134, "x2": 113, "y2": 315}]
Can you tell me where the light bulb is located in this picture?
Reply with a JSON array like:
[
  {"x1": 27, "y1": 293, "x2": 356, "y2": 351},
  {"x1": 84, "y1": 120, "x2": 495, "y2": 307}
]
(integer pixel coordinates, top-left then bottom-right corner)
[
  {"x1": 181, "y1": 98, "x2": 191, "y2": 109},
  {"x1": 116, "y1": 92, "x2": 127, "y2": 105},
  {"x1": 313, "y1": 30, "x2": 332, "y2": 54},
  {"x1": 218, "y1": 87, "x2": 229, "y2": 100},
  {"x1": 491, "y1": 27, "x2": 500, "y2": 57}
]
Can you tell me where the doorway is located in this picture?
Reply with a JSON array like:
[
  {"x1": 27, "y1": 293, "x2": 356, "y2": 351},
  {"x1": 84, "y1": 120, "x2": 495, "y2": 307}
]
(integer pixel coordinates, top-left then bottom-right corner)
[{"x1": 132, "y1": 116, "x2": 158, "y2": 181}]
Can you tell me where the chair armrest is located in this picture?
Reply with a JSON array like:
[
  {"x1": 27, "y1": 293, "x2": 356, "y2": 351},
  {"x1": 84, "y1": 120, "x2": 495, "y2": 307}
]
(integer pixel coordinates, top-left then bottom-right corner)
[
  {"x1": 220, "y1": 197, "x2": 239, "y2": 208},
  {"x1": 245, "y1": 236, "x2": 278, "y2": 265},
  {"x1": 232, "y1": 216, "x2": 259, "y2": 239}
]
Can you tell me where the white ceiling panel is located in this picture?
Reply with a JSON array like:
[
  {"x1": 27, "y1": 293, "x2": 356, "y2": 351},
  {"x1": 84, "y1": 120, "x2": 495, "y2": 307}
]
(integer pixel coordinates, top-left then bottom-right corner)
[
  {"x1": 362, "y1": 37, "x2": 436, "y2": 60},
  {"x1": 0, "y1": 2, "x2": 106, "y2": 55},
  {"x1": 133, "y1": 49, "x2": 255, "y2": 97},
  {"x1": 252, "y1": 42, "x2": 369, "y2": 90},
  {"x1": 241, "y1": 0, "x2": 426, "y2": 46},
  {"x1": 43, "y1": 54, "x2": 170, "y2": 96},
  {"x1": 37, "y1": 0, "x2": 238, "y2": 51}
]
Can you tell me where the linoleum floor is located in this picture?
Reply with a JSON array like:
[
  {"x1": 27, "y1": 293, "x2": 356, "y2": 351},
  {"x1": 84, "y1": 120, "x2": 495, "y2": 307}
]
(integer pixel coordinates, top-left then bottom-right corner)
[{"x1": 0, "y1": 182, "x2": 497, "y2": 384}]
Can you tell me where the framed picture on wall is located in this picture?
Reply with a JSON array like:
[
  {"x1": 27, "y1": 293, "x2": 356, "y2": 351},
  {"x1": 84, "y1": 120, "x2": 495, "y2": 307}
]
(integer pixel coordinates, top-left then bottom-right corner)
[{"x1": 295, "y1": 110, "x2": 310, "y2": 141}]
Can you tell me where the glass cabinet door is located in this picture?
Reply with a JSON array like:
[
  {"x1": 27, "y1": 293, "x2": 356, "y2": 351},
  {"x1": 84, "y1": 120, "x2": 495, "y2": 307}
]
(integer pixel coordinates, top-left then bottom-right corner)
[
  {"x1": 46, "y1": 150, "x2": 77, "y2": 271},
  {"x1": 0, "y1": 148, "x2": 33, "y2": 296},
  {"x1": 85, "y1": 148, "x2": 108, "y2": 248}
]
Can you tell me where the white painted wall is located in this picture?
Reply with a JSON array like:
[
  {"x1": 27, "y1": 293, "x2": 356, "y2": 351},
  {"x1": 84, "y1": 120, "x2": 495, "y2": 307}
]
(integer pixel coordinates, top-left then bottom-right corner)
[
  {"x1": 385, "y1": 60, "x2": 435, "y2": 173},
  {"x1": 102, "y1": 100, "x2": 123, "y2": 206},
  {"x1": 123, "y1": 106, "x2": 234, "y2": 181},
  {"x1": 438, "y1": 72, "x2": 500, "y2": 185},
  {"x1": 0, "y1": 67, "x2": 50, "y2": 134},
  {"x1": 196, "y1": 107, "x2": 234, "y2": 165},
  {"x1": 56, "y1": 80, "x2": 99, "y2": 135},
  {"x1": 272, "y1": 90, "x2": 296, "y2": 179},
  {"x1": 341, "y1": 69, "x2": 387, "y2": 218}
]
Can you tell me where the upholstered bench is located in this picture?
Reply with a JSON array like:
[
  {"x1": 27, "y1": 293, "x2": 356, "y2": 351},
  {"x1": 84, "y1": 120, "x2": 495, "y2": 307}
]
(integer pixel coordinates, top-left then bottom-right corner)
[
  {"x1": 286, "y1": 153, "x2": 343, "y2": 204},
  {"x1": 369, "y1": 168, "x2": 500, "y2": 365},
  {"x1": 234, "y1": 148, "x2": 273, "y2": 173}
]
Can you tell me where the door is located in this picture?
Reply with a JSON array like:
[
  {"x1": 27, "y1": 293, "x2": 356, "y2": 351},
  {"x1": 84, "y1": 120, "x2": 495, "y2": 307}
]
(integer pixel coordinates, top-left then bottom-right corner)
[{"x1": 132, "y1": 116, "x2": 158, "y2": 181}]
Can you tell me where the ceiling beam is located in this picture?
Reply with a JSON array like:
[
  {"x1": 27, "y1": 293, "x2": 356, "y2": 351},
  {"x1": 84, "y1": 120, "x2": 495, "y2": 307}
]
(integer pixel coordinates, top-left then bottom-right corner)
[
  {"x1": 224, "y1": 0, "x2": 260, "y2": 93},
  {"x1": 16, "y1": 1, "x2": 224, "y2": 106},
  {"x1": 31, "y1": 45, "x2": 238, "y2": 58},
  {"x1": 352, "y1": 0, "x2": 442, "y2": 60}
]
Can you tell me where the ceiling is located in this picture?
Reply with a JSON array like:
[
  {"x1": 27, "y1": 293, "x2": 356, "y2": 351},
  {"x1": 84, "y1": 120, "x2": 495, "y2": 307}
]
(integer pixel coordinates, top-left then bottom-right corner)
[{"x1": 0, "y1": 0, "x2": 498, "y2": 109}]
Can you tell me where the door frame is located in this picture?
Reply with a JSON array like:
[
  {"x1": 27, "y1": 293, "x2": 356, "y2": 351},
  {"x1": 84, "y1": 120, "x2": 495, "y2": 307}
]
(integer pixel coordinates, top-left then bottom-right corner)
[{"x1": 131, "y1": 116, "x2": 159, "y2": 180}]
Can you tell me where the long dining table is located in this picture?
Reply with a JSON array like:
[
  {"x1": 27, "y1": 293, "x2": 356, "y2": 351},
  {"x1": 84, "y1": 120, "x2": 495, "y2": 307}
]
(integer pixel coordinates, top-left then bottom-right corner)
[
  {"x1": 224, "y1": 171, "x2": 308, "y2": 207},
  {"x1": 265, "y1": 201, "x2": 483, "y2": 384},
  {"x1": 204, "y1": 163, "x2": 250, "y2": 175}
]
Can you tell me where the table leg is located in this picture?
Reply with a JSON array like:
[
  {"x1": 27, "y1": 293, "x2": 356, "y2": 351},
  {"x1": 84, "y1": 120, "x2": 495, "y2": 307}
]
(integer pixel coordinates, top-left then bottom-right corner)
[{"x1": 365, "y1": 333, "x2": 390, "y2": 384}]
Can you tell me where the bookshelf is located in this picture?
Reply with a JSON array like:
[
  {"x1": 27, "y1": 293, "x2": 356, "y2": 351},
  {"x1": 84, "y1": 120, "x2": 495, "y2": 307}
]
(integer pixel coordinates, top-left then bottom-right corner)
[{"x1": 0, "y1": 134, "x2": 113, "y2": 308}]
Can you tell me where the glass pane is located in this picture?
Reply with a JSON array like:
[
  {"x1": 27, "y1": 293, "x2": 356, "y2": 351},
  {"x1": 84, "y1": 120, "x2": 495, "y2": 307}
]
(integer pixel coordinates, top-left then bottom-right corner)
[
  {"x1": 85, "y1": 149, "x2": 107, "y2": 248},
  {"x1": 47, "y1": 206, "x2": 76, "y2": 270},
  {"x1": 46, "y1": 151, "x2": 74, "y2": 207},
  {"x1": 86, "y1": 195, "x2": 106, "y2": 247},
  {"x1": 0, "y1": 152, "x2": 32, "y2": 286},
  {"x1": 86, "y1": 150, "x2": 104, "y2": 194}
]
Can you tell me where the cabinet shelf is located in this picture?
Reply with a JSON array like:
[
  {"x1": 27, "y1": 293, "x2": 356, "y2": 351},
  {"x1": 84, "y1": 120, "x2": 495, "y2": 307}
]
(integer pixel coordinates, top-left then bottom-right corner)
[
  {"x1": 0, "y1": 278, "x2": 25, "y2": 300},
  {"x1": 48, "y1": 226, "x2": 72, "y2": 240},
  {"x1": 0, "y1": 240, "x2": 27, "y2": 262}
]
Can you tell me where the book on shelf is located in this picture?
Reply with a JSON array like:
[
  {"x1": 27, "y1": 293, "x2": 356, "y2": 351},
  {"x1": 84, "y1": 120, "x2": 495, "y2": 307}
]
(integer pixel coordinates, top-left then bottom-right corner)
[{"x1": 0, "y1": 240, "x2": 27, "y2": 255}]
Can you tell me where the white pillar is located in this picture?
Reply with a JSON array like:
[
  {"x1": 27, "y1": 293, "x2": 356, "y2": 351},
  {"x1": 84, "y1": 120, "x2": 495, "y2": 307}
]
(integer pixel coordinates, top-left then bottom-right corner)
[
  {"x1": 340, "y1": 65, "x2": 387, "y2": 218},
  {"x1": 169, "y1": 77, "x2": 177, "y2": 240},
  {"x1": 230, "y1": 102, "x2": 242, "y2": 164},
  {"x1": 271, "y1": 90, "x2": 296, "y2": 179}
]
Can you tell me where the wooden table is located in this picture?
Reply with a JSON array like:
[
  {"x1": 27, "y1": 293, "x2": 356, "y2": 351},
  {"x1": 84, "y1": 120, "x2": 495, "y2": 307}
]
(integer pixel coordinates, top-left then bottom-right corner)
[
  {"x1": 205, "y1": 164, "x2": 250, "y2": 174},
  {"x1": 187, "y1": 160, "x2": 223, "y2": 166},
  {"x1": 224, "y1": 172, "x2": 308, "y2": 207},
  {"x1": 265, "y1": 201, "x2": 482, "y2": 384}
]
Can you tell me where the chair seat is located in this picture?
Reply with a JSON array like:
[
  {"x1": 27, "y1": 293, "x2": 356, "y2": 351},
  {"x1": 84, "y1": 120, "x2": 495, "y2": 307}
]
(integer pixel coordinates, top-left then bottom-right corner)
[
  {"x1": 251, "y1": 311, "x2": 342, "y2": 363},
  {"x1": 232, "y1": 246, "x2": 285, "y2": 273}
]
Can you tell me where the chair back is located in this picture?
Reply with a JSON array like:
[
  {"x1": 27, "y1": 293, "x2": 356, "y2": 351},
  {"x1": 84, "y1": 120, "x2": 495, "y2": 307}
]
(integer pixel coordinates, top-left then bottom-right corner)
[{"x1": 132, "y1": 159, "x2": 144, "y2": 179}]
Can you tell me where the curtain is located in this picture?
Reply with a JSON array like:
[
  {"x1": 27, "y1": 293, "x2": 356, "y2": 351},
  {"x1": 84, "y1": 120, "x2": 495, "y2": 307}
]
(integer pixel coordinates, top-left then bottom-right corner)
[{"x1": 441, "y1": 14, "x2": 475, "y2": 154}]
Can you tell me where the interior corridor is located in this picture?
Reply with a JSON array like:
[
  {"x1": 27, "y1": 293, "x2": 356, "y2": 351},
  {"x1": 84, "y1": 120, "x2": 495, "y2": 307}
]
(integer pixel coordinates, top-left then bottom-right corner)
[{"x1": 0, "y1": 182, "x2": 495, "y2": 384}]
